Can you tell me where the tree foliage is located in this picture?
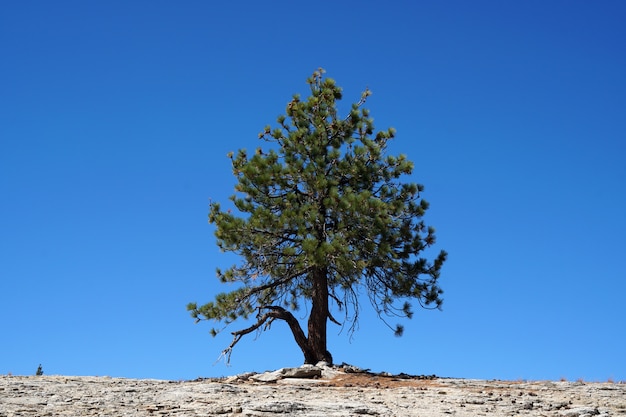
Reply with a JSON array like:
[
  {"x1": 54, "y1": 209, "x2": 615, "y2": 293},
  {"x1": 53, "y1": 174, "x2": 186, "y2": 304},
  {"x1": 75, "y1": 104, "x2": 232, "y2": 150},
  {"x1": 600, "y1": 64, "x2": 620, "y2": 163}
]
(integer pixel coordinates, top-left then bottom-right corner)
[{"x1": 188, "y1": 69, "x2": 447, "y2": 364}]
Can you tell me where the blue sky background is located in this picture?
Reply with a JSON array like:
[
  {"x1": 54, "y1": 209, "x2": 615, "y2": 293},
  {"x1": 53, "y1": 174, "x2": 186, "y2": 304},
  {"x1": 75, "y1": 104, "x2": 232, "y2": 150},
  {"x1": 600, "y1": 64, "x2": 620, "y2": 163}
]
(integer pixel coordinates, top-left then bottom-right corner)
[{"x1": 1, "y1": 1, "x2": 624, "y2": 382}]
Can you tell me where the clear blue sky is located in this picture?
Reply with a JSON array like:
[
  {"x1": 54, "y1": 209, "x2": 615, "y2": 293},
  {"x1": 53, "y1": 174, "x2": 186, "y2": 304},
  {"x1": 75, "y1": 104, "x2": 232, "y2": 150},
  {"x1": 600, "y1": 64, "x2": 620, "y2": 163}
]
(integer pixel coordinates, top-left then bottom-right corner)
[{"x1": 1, "y1": 1, "x2": 624, "y2": 382}]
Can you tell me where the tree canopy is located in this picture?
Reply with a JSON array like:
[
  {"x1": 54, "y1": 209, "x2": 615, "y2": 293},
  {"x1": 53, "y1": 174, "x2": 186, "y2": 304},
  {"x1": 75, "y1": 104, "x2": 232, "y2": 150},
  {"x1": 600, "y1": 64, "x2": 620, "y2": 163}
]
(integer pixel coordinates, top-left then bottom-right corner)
[{"x1": 188, "y1": 69, "x2": 447, "y2": 365}]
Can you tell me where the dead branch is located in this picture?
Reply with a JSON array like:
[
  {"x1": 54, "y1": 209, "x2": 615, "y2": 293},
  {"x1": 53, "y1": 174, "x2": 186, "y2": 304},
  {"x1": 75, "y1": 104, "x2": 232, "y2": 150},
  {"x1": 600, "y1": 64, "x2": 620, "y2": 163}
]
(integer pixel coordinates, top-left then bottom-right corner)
[{"x1": 220, "y1": 305, "x2": 311, "y2": 364}]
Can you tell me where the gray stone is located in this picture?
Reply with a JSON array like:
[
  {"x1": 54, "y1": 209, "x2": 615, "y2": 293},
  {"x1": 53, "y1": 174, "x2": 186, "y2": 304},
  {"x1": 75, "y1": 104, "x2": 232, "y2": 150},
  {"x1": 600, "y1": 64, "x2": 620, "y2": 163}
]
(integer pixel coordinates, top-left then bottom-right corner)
[
  {"x1": 249, "y1": 369, "x2": 284, "y2": 382},
  {"x1": 224, "y1": 371, "x2": 257, "y2": 383},
  {"x1": 248, "y1": 401, "x2": 306, "y2": 413},
  {"x1": 282, "y1": 366, "x2": 322, "y2": 379},
  {"x1": 560, "y1": 407, "x2": 600, "y2": 417},
  {"x1": 248, "y1": 366, "x2": 322, "y2": 382}
]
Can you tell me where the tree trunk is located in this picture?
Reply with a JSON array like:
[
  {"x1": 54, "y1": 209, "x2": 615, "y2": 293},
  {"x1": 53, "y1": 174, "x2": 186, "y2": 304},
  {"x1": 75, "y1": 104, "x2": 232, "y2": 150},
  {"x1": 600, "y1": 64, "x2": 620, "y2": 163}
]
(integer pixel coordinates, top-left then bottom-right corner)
[
  {"x1": 306, "y1": 266, "x2": 332, "y2": 364},
  {"x1": 229, "y1": 268, "x2": 334, "y2": 366}
]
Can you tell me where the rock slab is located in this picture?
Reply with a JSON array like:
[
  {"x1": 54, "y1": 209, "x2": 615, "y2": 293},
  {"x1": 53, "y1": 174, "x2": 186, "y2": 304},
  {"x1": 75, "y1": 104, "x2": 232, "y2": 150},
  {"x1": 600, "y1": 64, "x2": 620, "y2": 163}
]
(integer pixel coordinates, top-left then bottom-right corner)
[{"x1": 1, "y1": 375, "x2": 625, "y2": 416}]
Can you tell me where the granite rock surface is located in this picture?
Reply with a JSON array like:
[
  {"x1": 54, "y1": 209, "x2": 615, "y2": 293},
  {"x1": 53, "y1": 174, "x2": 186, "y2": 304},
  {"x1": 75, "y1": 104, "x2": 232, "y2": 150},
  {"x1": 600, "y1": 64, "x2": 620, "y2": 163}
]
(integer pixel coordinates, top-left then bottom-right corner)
[{"x1": 1, "y1": 367, "x2": 624, "y2": 416}]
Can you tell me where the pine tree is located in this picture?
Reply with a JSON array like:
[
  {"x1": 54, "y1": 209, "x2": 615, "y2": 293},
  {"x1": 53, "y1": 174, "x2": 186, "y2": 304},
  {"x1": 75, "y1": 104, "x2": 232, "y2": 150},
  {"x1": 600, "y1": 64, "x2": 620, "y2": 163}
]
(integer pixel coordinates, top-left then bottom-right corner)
[{"x1": 188, "y1": 69, "x2": 447, "y2": 365}]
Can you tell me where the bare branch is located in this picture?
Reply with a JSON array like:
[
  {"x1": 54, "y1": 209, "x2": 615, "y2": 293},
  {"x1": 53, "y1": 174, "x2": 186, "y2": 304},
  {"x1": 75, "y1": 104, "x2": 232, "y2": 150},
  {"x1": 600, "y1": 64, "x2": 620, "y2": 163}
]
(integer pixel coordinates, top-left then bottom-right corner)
[
  {"x1": 220, "y1": 305, "x2": 312, "y2": 364},
  {"x1": 328, "y1": 310, "x2": 341, "y2": 326}
]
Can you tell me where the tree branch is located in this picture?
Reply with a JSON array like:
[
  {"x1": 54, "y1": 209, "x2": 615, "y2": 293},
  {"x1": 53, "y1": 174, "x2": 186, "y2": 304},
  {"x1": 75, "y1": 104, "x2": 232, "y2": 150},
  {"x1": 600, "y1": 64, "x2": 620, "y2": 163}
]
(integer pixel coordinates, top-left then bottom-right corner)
[
  {"x1": 220, "y1": 305, "x2": 312, "y2": 364},
  {"x1": 328, "y1": 310, "x2": 341, "y2": 326}
]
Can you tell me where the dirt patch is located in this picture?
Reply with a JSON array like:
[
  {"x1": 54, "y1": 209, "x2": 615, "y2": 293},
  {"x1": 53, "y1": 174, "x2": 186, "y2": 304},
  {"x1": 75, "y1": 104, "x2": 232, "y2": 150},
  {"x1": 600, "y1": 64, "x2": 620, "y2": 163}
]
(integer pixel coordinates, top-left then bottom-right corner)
[{"x1": 322, "y1": 372, "x2": 444, "y2": 388}]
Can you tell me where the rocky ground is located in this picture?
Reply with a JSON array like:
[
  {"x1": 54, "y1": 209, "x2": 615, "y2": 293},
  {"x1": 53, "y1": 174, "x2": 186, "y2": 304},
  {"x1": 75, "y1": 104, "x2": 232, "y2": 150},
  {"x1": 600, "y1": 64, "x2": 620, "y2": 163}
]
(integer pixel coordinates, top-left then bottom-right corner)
[{"x1": 1, "y1": 365, "x2": 625, "y2": 416}]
